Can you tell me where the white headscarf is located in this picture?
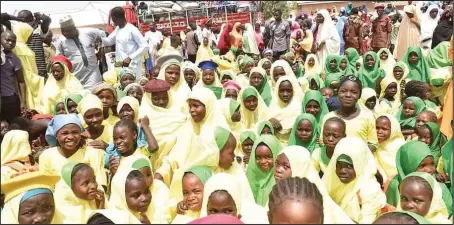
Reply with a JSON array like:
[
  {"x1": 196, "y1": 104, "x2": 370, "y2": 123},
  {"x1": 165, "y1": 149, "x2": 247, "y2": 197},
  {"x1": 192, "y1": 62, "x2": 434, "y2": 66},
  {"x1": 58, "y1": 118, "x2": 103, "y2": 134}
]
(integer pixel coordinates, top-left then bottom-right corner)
[
  {"x1": 315, "y1": 9, "x2": 340, "y2": 72},
  {"x1": 420, "y1": 5, "x2": 441, "y2": 40}
]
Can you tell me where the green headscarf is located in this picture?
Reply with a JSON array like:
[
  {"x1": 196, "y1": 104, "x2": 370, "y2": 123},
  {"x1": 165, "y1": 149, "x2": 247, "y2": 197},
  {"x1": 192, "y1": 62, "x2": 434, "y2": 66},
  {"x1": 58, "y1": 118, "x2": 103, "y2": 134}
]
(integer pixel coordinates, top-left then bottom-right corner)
[
  {"x1": 246, "y1": 134, "x2": 281, "y2": 206},
  {"x1": 241, "y1": 86, "x2": 258, "y2": 101},
  {"x1": 240, "y1": 130, "x2": 257, "y2": 144},
  {"x1": 357, "y1": 51, "x2": 386, "y2": 89},
  {"x1": 256, "y1": 120, "x2": 275, "y2": 135},
  {"x1": 250, "y1": 67, "x2": 272, "y2": 106},
  {"x1": 336, "y1": 55, "x2": 350, "y2": 75},
  {"x1": 205, "y1": 85, "x2": 223, "y2": 100},
  {"x1": 337, "y1": 154, "x2": 353, "y2": 165},
  {"x1": 396, "y1": 97, "x2": 426, "y2": 129},
  {"x1": 288, "y1": 113, "x2": 319, "y2": 153},
  {"x1": 220, "y1": 70, "x2": 235, "y2": 80},
  {"x1": 426, "y1": 41, "x2": 451, "y2": 69},
  {"x1": 119, "y1": 68, "x2": 136, "y2": 79},
  {"x1": 257, "y1": 58, "x2": 272, "y2": 75},
  {"x1": 184, "y1": 166, "x2": 213, "y2": 185},
  {"x1": 294, "y1": 62, "x2": 304, "y2": 78},
  {"x1": 301, "y1": 90, "x2": 329, "y2": 132},
  {"x1": 306, "y1": 72, "x2": 324, "y2": 90},
  {"x1": 228, "y1": 99, "x2": 241, "y2": 116},
  {"x1": 345, "y1": 48, "x2": 360, "y2": 75},
  {"x1": 423, "y1": 122, "x2": 446, "y2": 168},
  {"x1": 441, "y1": 138, "x2": 452, "y2": 176},
  {"x1": 324, "y1": 54, "x2": 341, "y2": 74},
  {"x1": 214, "y1": 126, "x2": 232, "y2": 151},
  {"x1": 132, "y1": 158, "x2": 151, "y2": 169},
  {"x1": 379, "y1": 211, "x2": 431, "y2": 224},
  {"x1": 61, "y1": 161, "x2": 80, "y2": 187},
  {"x1": 240, "y1": 55, "x2": 254, "y2": 72},
  {"x1": 324, "y1": 73, "x2": 342, "y2": 88},
  {"x1": 53, "y1": 99, "x2": 67, "y2": 116},
  {"x1": 64, "y1": 93, "x2": 83, "y2": 113},
  {"x1": 401, "y1": 46, "x2": 430, "y2": 82}
]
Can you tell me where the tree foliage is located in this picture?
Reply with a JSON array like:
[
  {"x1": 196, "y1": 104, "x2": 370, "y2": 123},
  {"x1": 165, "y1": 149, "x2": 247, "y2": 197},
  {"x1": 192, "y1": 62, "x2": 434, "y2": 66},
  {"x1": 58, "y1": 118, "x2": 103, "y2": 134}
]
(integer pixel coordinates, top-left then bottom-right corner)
[{"x1": 261, "y1": 1, "x2": 296, "y2": 20}]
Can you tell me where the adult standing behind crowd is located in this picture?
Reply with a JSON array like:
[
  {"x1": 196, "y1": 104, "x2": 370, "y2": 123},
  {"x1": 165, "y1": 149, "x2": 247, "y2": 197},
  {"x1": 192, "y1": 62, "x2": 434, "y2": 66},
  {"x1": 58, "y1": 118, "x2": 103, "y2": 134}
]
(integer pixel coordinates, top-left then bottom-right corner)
[
  {"x1": 313, "y1": 9, "x2": 340, "y2": 73},
  {"x1": 184, "y1": 22, "x2": 199, "y2": 63},
  {"x1": 17, "y1": 10, "x2": 51, "y2": 79},
  {"x1": 431, "y1": 5, "x2": 453, "y2": 48},
  {"x1": 144, "y1": 22, "x2": 163, "y2": 67},
  {"x1": 101, "y1": 7, "x2": 148, "y2": 79},
  {"x1": 371, "y1": 4, "x2": 392, "y2": 52},
  {"x1": 56, "y1": 16, "x2": 105, "y2": 90},
  {"x1": 343, "y1": 7, "x2": 363, "y2": 54},
  {"x1": 393, "y1": 4, "x2": 421, "y2": 60},
  {"x1": 265, "y1": 9, "x2": 290, "y2": 61}
]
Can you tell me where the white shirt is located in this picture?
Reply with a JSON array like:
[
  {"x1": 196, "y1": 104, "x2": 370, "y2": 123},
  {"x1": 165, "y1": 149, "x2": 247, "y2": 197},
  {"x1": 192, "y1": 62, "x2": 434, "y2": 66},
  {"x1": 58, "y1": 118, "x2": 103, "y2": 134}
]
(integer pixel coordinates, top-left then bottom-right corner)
[
  {"x1": 102, "y1": 23, "x2": 149, "y2": 78},
  {"x1": 144, "y1": 30, "x2": 163, "y2": 53}
]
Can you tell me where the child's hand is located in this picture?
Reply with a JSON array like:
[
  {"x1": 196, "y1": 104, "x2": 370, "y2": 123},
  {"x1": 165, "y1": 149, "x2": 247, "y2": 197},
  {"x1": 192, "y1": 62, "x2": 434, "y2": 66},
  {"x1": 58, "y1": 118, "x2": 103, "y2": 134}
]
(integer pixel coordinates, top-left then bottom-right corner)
[
  {"x1": 269, "y1": 118, "x2": 282, "y2": 131},
  {"x1": 109, "y1": 156, "x2": 120, "y2": 176},
  {"x1": 139, "y1": 212, "x2": 151, "y2": 224},
  {"x1": 435, "y1": 173, "x2": 450, "y2": 183},
  {"x1": 140, "y1": 116, "x2": 150, "y2": 127},
  {"x1": 95, "y1": 190, "x2": 105, "y2": 209},
  {"x1": 89, "y1": 140, "x2": 109, "y2": 150},
  {"x1": 176, "y1": 201, "x2": 188, "y2": 215}
]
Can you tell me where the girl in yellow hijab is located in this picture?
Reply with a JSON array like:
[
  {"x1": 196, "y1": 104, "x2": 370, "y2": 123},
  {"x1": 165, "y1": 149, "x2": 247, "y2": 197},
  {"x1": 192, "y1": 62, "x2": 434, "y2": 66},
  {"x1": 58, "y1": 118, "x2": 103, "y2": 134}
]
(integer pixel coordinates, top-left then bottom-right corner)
[
  {"x1": 182, "y1": 61, "x2": 201, "y2": 90},
  {"x1": 139, "y1": 79, "x2": 187, "y2": 171},
  {"x1": 157, "y1": 58, "x2": 191, "y2": 112},
  {"x1": 1, "y1": 130, "x2": 36, "y2": 182},
  {"x1": 269, "y1": 59, "x2": 295, "y2": 88},
  {"x1": 272, "y1": 146, "x2": 354, "y2": 224},
  {"x1": 41, "y1": 56, "x2": 83, "y2": 115},
  {"x1": 1, "y1": 171, "x2": 63, "y2": 224},
  {"x1": 268, "y1": 75, "x2": 304, "y2": 145},
  {"x1": 92, "y1": 82, "x2": 119, "y2": 128},
  {"x1": 379, "y1": 77, "x2": 401, "y2": 115},
  {"x1": 388, "y1": 61, "x2": 409, "y2": 100},
  {"x1": 13, "y1": 22, "x2": 44, "y2": 110},
  {"x1": 304, "y1": 54, "x2": 322, "y2": 77},
  {"x1": 322, "y1": 137, "x2": 387, "y2": 224},
  {"x1": 238, "y1": 86, "x2": 269, "y2": 129},
  {"x1": 375, "y1": 114, "x2": 406, "y2": 181},
  {"x1": 358, "y1": 87, "x2": 382, "y2": 118},
  {"x1": 398, "y1": 172, "x2": 451, "y2": 224},
  {"x1": 194, "y1": 61, "x2": 223, "y2": 99},
  {"x1": 200, "y1": 173, "x2": 269, "y2": 224},
  {"x1": 196, "y1": 37, "x2": 214, "y2": 65},
  {"x1": 154, "y1": 87, "x2": 229, "y2": 199}
]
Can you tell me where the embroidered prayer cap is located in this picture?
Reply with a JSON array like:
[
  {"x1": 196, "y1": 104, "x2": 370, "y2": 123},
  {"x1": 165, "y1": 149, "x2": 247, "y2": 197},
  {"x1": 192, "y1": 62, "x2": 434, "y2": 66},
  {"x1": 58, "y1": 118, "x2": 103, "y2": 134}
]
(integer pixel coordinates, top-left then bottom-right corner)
[{"x1": 59, "y1": 15, "x2": 75, "y2": 29}]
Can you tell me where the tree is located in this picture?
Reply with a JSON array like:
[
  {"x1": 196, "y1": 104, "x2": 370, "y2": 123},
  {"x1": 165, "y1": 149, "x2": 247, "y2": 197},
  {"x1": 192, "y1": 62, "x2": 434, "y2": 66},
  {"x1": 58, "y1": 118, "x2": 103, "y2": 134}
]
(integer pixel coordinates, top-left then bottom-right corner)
[{"x1": 261, "y1": 1, "x2": 296, "y2": 21}]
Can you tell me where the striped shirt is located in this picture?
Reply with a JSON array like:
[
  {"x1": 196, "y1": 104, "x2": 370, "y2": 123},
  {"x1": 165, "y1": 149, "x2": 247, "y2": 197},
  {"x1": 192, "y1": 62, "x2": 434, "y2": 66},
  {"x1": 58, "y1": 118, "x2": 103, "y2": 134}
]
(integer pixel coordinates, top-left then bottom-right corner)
[{"x1": 27, "y1": 28, "x2": 47, "y2": 77}]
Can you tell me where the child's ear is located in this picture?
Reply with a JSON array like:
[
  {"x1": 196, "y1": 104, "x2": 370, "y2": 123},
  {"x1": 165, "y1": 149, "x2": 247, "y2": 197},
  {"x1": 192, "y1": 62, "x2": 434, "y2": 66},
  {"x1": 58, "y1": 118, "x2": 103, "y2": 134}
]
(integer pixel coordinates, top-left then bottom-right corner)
[{"x1": 133, "y1": 131, "x2": 138, "y2": 140}]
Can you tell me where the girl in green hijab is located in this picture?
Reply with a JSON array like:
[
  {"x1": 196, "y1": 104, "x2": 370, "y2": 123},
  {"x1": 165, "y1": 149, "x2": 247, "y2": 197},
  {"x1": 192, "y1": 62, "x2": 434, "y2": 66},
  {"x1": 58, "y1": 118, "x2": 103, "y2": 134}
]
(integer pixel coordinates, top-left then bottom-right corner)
[
  {"x1": 246, "y1": 134, "x2": 281, "y2": 206},
  {"x1": 301, "y1": 90, "x2": 329, "y2": 132},
  {"x1": 344, "y1": 48, "x2": 360, "y2": 75},
  {"x1": 416, "y1": 122, "x2": 447, "y2": 168},
  {"x1": 324, "y1": 73, "x2": 342, "y2": 96},
  {"x1": 256, "y1": 120, "x2": 275, "y2": 136},
  {"x1": 396, "y1": 96, "x2": 427, "y2": 139},
  {"x1": 426, "y1": 41, "x2": 452, "y2": 68},
  {"x1": 307, "y1": 72, "x2": 325, "y2": 90},
  {"x1": 249, "y1": 67, "x2": 272, "y2": 106},
  {"x1": 288, "y1": 113, "x2": 320, "y2": 153},
  {"x1": 64, "y1": 93, "x2": 83, "y2": 114},
  {"x1": 357, "y1": 51, "x2": 386, "y2": 89},
  {"x1": 336, "y1": 55, "x2": 350, "y2": 76},
  {"x1": 436, "y1": 137, "x2": 452, "y2": 185},
  {"x1": 239, "y1": 130, "x2": 257, "y2": 167},
  {"x1": 324, "y1": 54, "x2": 341, "y2": 76},
  {"x1": 401, "y1": 46, "x2": 430, "y2": 82}
]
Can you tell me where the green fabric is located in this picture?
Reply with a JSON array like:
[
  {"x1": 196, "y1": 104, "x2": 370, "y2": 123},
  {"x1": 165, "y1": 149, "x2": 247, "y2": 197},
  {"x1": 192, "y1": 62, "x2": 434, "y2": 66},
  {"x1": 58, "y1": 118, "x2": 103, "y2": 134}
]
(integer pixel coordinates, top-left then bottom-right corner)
[
  {"x1": 116, "y1": 86, "x2": 127, "y2": 101},
  {"x1": 336, "y1": 55, "x2": 350, "y2": 75},
  {"x1": 228, "y1": 99, "x2": 241, "y2": 116},
  {"x1": 441, "y1": 138, "x2": 452, "y2": 175},
  {"x1": 301, "y1": 90, "x2": 329, "y2": 133},
  {"x1": 256, "y1": 120, "x2": 275, "y2": 135},
  {"x1": 381, "y1": 211, "x2": 431, "y2": 224},
  {"x1": 65, "y1": 93, "x2": 83, "y2": 105},
  {"x1": 308, "y1": 75, "x2": 324, "y2": 90},
  {"x1": 345, "y1": 48, "x2": 360, "y2": 75},
  {"x1": 53, "y1": 99, "x2": 66, "y2": 116},
  {"x1": 240, "y1": 55, "x2": 254, "y2": 72},
  {"x1": 324, "y1": 73, "x2": 342, "y2": 88},
  {"x1": 132, "y1": 158, "x2": 151, "y2": 169},
  {"x1": 214, "y1": 126, "x2": 232, "y2": 151},
  {"x1": 253, "y1": 68, "x2": 272, "y2": 106},
  {"x1": 205, "y1": 85, "x2": 223, "y2": 99},
  {"x1": 61, "y1": 161, "x2": 80, "y2": 187},
  {"x1": 288, "y1": 113, "x2": 319, "y2": 153},
  {"x1": 431, "y1": 78, "x2": 444, "y2": 86},
  {"x1": 324, "y1": 54, "x2": 341, "y2": 74},
  {"x1": 295, "y1": 62, "x2": 304, "y2": 78},
  {"x1": 396, "y1": 97, "x2": 426, "y2": 129},
  {"x1": 320, "y1": 146, "x2": 331, "y2": 168},
  {"x1": 240, "y1": 131, "x2": 257, "y2": 143},
  {"x1": 246, "y1": 135, "x2": 282, "y2": 206},
  {"x1": 424, "y1": 122, "x2": 446, "y2": 168},
  {"x1": 119, "y1": 68, "x2": 136, "y2": 79},
  {"x1": 184, "y1": 166, "x2": 213, "y2": 185},
  {"x1": 401, "y1": 46, "x2": 430, "y2": 82},
  {"x1": 241, "y1": 86, "x2": 258, "y2": 100},
  {"x1": 220, "y1": 70, "x2": 235, "y2": 81},
  {"x1": 357, "y1": 51, "x2": 386, "y2": 89},
  {"x1": 426, "y1": 41, "x2": 451, "y2": 68},
  {"x1": 213, "y1": 49, "x2": 220, "y2": 55},
  {"x1": 337, "y1": 154, "x2": 353, "y2": 165}
]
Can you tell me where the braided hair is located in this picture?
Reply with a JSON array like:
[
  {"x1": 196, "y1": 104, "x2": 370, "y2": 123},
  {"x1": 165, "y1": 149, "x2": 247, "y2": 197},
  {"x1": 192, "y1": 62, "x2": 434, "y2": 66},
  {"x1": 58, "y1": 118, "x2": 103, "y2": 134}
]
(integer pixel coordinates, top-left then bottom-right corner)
[
  {"x1": 268, "y1": 177, "x2": 324, "y2": 220},
  {"x1": 339, "y1": 75, "x2": 363, "y2": 97},
  {"x1": 404, "y1": 80, "x2": 427, "y2": 99}
]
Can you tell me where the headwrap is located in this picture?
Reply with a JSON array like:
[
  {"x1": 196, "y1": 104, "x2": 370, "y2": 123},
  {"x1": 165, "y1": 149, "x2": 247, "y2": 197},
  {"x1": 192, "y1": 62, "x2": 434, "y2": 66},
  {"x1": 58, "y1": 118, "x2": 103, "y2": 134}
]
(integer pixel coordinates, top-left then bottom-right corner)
[
  {"x1": 92, "y1": 82, "x2": 117, "y2": 101},
  {"x1": 256, "y1": 120, "x2": 275, "y2": 135},
  {"x1": 262, "y1": 49, "x2": 273, "y2": 57},
  {"x1": 1, "y1": 130, "x2": 31, "y2": 166},
  {"x1": 189, "y1": 215, "x2": 244, "y2": 224},
  {"x1": 64, "y1": 93, "x2": 83, "y2": 113},
  {"x1": 401, "y1": 46, "x2": 430, "y2": 82},
  {"x1": 301, "y1": 90, "x2": 329, "y2": 132},
  {"x1": 119, "y1": 68, "x2": 136, "y2": 79},
  {"x1": 239, "y1": 130, "x2": 257, "y2": 144},
  {"x1": 345, "y1": 48, "x2": 360, "y2": 75},
  {"x1": 185, "y1": 166, "x2": 213, "y2": 186},
  {"x1": 144, "y1": 79, "x2": 171, "y2": 93},
  {"x1": 124, "y1": 83, "x2": 144, "y2": 95},
  {"x1": 222, "y1": 80, "x2": 241, "y2": 93},
  {"x1": 423, "y1": 122, "x2": 446, "y2": 167},
  {"x1": 45, "y1": 114, "x2": 84, "y2": 147},
  {"x1": 51, "y1": 55, "x2": 73, "y2": 72},
  {"x1": 249, "y1": 67, "x2": 272, "y2": 106}
]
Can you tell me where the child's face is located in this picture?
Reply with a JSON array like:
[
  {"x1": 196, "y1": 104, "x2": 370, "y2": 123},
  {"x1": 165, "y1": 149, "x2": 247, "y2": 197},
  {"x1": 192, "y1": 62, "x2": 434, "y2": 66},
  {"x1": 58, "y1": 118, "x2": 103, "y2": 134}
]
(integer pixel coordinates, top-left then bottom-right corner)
[
  {"x1": 221, "y1": 75, "x2": 232, "y2": 85},
  {"x1": 113, "y1": 126, "x2": 137, "y2": 155},
  {"x1": 152, "y1": 68, "x2": 160, "y2": 79},
  {"x1": 416, "y1": 112, "x2": 435, "y2": 129},
  {"x1": 356, "y1": 62, "x2": 361, "y2": 71},
  {"x1": 399, "y1": 178, "x2": 432, "y2": 217},
  {"x1": 119, "y1": 104, "x2": 135, "y2": 121},
  {"x1": 151, "y1": 91, "x2": 169, "y2": 109},
  {"x1": 339, "y1": 59, "x2": 347, "y2": 70},
  {"x1": 261, "y1": 125, "x2": 273, "y2": 135},
  {"x1": 241, "y1": 138, "x2": 254, "y2": 158},
  {"x1": 250, "y1": 72, "x2": 264, "y2": 90},
  {"x1": 138, "y1": 167, "x2": 153, "y2": 188},
  {"x1": 231, "y1": 108, "x2": 241, "y2": 122},
  {"x1": 308, "y1": 57, "x2": 315, "y2": 67},
  {"x1": 305, "y1": 100, "x2": 321, "y2": 117},
  {"x1": 252, "y1": 55, "x2": 260, "y2": 65},
  {"x1": 202, "y1": 69, "x2": 215, "y2": 85},
  {"x1": 66, "y1": 100, "x2": 78, "y2": 114},
  {"x1": 125, "y1": 177, "x2": 152, "y2": 213},
  {"x1": 255, "y1": 145, "x2": 274, "y2": 172},
  {"x1": 184, "y1": 69, "x2": 196, "y2": 85},
  {"x1": 244, "y1": 62, "x2": 254, "y2": 74},
  {"x1": 120, "y1": 74, "x2": 135, "y2": 89},
  {"x1": 264, "y1": 53, "x2": 273, "y2": 60},
  {"x1": 384, "y1": 83, "x2": 398, "y2": 98},
  {"x1": 273, "y1": 66, "x2": 286, "y2": 82},
  {"x1": 274, "y1": 153, "x2": 291, "y2": 181},
  {"x1": 224, "y1": 89, "x2": 238, "y2": 100},
  {"x1": 393, "y1": 66, "x2": 404, "y2": 80},
  {"x1": 321, "y1": 88, "x2": 334, "y2": 100},
  {"x1": 330, "y1": 83, "x2": 340, "y2": 96},
  {"x1": 296, "y1": 119, "x2": 313, "y2": 143},
  {"x1": 421, "y1": 83, "x2": 431, "y2": 100},
  {"x1": 402, "y1": 100, "x2": 416, "y2": 118},
  {"x1": 365, "y1": 96, "x2": 377, "y2": 110},
  {"x1": 182, "y1": 173, "x2": 204, "y2": 211},
  {"x1": 127, "y1": 87, "x2": 143, "y2": 103},
  {"x1": 207, "y1": 191, "x2": 238, "y2": 217},
  {"x1": 0, "y1": 121, "x2": 9, "y2": 137},
  {"x1": 380, "y1": 51, "x2": 388, "y2": 60},
  {"x1": 97, "y1": 90, "x2": 115, "y2": 109},
  {"x1": 219, "y1": 135, "x2": 236, "y2": 170},
  {"x1": 336, "y1": 161, "x2": 356, "y2": 184},
  {"x1": 84, "y1": 108, "x2": 104, "y2": 129},
  {"x1": 376, "y1": 117, "x2": 391, "y2": 143},
  {"x1": 243, "y1": 96, "x2": 258, "y2": 111},
  {"x1": 278, "y1": 81, "x2": 294, "y2": 104},
  {"x1": 165, "y1": 65, "x2": 181, "y2": 86},
  {"x1": 203, "y1": 37, "x2": 209, "y2": 46},
  {"x1": 268, "y1": 199, "x2": 323, "y2": 224},
  {"x1": 329, "y1": 59, "x2": 337, "y2": 70},
  {"x1": 262, "y1": 62, "x2": 271, "y2": 75},
  {"x1": 18, "y1": 193, "x2": 55, "y2": 224},
  {"x1": 416, "y1": 156, "x2": 435, "y2": 175},
  {"x1": 417, "y1": 126, "x2": 432, "y2": 146},
  {"x1": 56, "y1": 124, "x2": 81, "y2": 151},
  {"x1": 55, "y1": 103, "x2": 66, "y2": 115},
  {"x1": 188, "y1": 99, "x2": 206, "y2": 123},
  {"x1": 338, "y1": 81, "x2": 361, "y2": 108},
  {"x1": 365, "y1": 55, "x2": 375, "y2": 69},
  {"x1": 291, "y1": 63, "x2": 298, "y2": 74},
  {"x1": 323, "y1": 121, "x2": 345, "y2": 150},
  {"x1": 71, "y1": 167, "x2": 98, "y2": 200},
  {"x1": 310, "y1": 79, "x2": 319, "y2": 90},
  {"x1": 408, "y1": 52, "x2": 419, "y2": 64}
]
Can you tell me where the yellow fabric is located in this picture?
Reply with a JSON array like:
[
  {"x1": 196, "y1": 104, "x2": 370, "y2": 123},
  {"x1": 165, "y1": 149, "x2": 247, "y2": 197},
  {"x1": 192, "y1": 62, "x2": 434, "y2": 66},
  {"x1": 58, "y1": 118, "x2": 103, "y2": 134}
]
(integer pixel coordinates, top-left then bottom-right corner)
[
  {"x1": 213, "y1": 162, "x2": 255, "y2": 203},
  {"x1": 157, "y1": 62, "x2": 191, "y2": 112},
  {"x1": 310, "y1": 147, "x2": 328, "y2": 174},
  {"x1": 320, "y1": 110, "x2": 378, "y2": 145},
  {"x1": 155, "y1": 87, "x2": 229, "y2": 200},
  {"x1": 304, "y1": 54, "x2": 322, "y2": 77},
  {"x1": 200, "y1": 173, "x2": 269, "y2": 224},
  {"x1": 182, "y1": 61, "x2": 201, "y2": 85},
  {"x1": 217, "y1": 98, "x2": 243, "y2": 139},
  {"x1": 1, "y1": 130, "x2": 31, "y2": 166},
  {"x1": 322, "y1": 137, "x2": 386, "y2": 224},
  {"x1": 429, "y1": 67, "x2": 452, "y2": 106},
  {"x1": 268, "y1": 76, "x2": 303, "y2": 145},
  {"x1": 195, "y1": 42, "x2": 214, "y2": 65},
  {"x1": 86, "y1": 209, "x2": 141, "y2": 223},
  {"x1": 299, "y1": 30, "x2": 314, "y2": 52},
  {"x1": 104, "y1": 113, "x2": 120, "y2": 129},
  {"x1": 1, "y1": 171, "x2": 60, "y2": 202},
  {"x1": 375, "y1": 114, "x2": 405, "y2": 180},
  {"x1": 297, "y1": 76, "x2": 310, "y2": 94},
  {"x1": 117, "y1": 96, "x2": 140, "y2": 123},
  {"x1": 41, "y1": 62, "x2": 84, "y2": 115},
  {"x1": 172, "y1": 211, "x2": 200, "y2": 224},
  {"x1": 139, "y1": 91, "x2": 187, "y2": 171},
  {"x1": 279, "y1": 146, "x2": 354, "y2": 224},
  {"x1": 38, "y1": 146, "x2": 107, "y2": 187},
  {"x1": 379, "y1": 77, "x2": 401, "y2": 115},
  {"x1": 194, "y1": 69, "x2": 222, "y2": 89},
  {"x1": 358, "y1": 88, "x2": 382, "y2": 118},
  {"x1": 269, "y1": 60, "x2": 295, "y2": 88},
  {"x1": 12, "y1": 22, "x2": 44, "y2": 110},
  {"x1": 78, "y1": 94, "x2": 114, "y2": 144},
  {"x1": 238, "y1": 88, "x2": 269, "y2": 129}
]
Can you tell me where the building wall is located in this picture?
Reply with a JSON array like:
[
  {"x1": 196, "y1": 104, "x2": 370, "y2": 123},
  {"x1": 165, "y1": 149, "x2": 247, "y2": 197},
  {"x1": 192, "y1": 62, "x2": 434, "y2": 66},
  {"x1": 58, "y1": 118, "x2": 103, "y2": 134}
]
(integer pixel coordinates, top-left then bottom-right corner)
[{"x1": 294, "y1": 1, "x2": 408, "y2": 15}]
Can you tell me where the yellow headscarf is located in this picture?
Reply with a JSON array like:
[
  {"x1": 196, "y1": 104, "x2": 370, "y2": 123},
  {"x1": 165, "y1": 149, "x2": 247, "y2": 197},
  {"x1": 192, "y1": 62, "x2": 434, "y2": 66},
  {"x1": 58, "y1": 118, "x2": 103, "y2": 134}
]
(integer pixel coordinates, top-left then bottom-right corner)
[
  {"x1": 304, "y1": 54, "x2": 322, "y2": 76},
  {"x1": 195, "y1": 41, "x2": 214, "y2": 65},
  {"x1": 1, "y1": 130, "x2": 31, "y2": 166},
  {"x1": 77, "y1": 94, "x2": 113, "y2": 144},
  {"x1": 194, "y1": 67, "x2": 223, "y2": 88},
  {"x1": 277, "y1": 146, "x2": 354, "y2": 224},
  {"x1": 238, "y1": 87, "x2": 269, "y2": 129},
  {"x1": 268, "y1": 75, "x2": 303, "y2": 145},
  {"x1": 269, "y1": 60, "x2": 295, "y2": 88},
  {"x1": 375, "y1": 114, "x2": 405, "y2": 180},
  {"x1": 216, "y1": 98, "x2": 243, "y2": 137},
  {"x1": 359, "y1": 88, "x2": 382, "y2": 118},
  {"x1": 157, "y1": 62, "x2": 191, "y2": 111},
  {"x1": 41, "y1": 61, "x2": 84, "y2": 115},
  {"x1": 182, "y1": 61, "x2": 201, "y2": 85},
  {"x1": 378, "y1": 77, "x2": 401, "y2": 115},
  {"x1": 13, "y1": 22, "x2": 44, "y2": 110},
  {"x1": 117, "y1": 96, "x2": 140, "y2": 123},
  {"x1": 323, "y1": 137, "x2": 386, "y2": 224}
]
